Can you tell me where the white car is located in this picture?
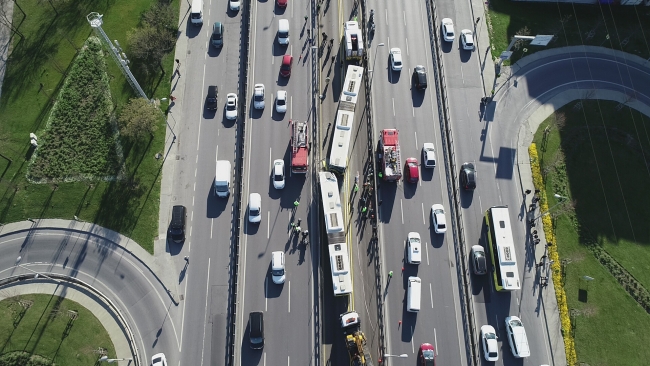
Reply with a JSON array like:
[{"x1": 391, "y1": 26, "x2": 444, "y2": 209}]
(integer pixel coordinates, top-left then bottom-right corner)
[
  {"x1": 481, "y1": 325, "x2": 499, "y2": 361},
  {"x1": 441, "y1": 18, "x2": 455, "y2": 42},
  {"x1": 407, "y1": 232, "x2": 421, "y2": 264},
  {"x1": 225, "y1": 93, "x2": 238, "y2": 120},
  {"x1": 276, "y1": 90, "x2": 287, "y2": 113},
  {"x1": 248, "y1": 193, "x2": 262, "y2": 223},
  {"x1": 229, "y1": 0, "x2": 241, "y2": 11},
  {"x1": 431, "y1": 204, "x2": 447, "y2": 234},
  {"x1": 461, "y1": 29, "x2": 474, "y2": 50},
  {"x1": 272, "y1": 159, "x2": 285, "y2": 189},
  {"x1": 253, "y1": 84, "x2": 265, "y2": 110},
  {"x1": 505, "y1": 315, "x2": 530, "y2": 358},
  {"x1": 390, "y1": 48, "x2": 403, "y2": 71},
  {"x1": 152, "y1": 353, "x2": 167, "y2": 366},
  {"x1": 271, "y1": 251, "x2": 286, "y2": 284},
  {"x1": 422, "y1": 143, "x2": 436, "y2": 168}
]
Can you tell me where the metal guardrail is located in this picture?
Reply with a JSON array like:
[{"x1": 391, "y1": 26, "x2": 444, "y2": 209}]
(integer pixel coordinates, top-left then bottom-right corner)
[
  {"x1": 226, "y1": 0, "x2": 253, "y2": 363},
  {"x1": 0, "y1": 274, "x2": 140, "y2": 365},
  {"x1": 425, "y1": 1, "x2": 480, "y2": 365}
]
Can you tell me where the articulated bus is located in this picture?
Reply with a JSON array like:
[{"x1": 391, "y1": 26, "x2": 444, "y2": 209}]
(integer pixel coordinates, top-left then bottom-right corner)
[
  {"x1": 328, "y1": 65, "x2": 364, "y2": 173},
  {"x1": 484, "y1": 206, "x2": 521, "y2": 292}
]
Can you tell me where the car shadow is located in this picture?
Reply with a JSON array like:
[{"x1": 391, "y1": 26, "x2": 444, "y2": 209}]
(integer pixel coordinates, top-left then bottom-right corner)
[
  {"x1": 277, "y1": 74, "x2": 290, "y2": 87},
  {"x1": 207, "y1": 46, "x2": 223, "y2": 58},
  {"x1": 265, "y1": 268, "x2": 283, "y2": 298},
  {"x1": 459, "y1": 46, "x2": 473, "y2": 63},
  {"x1": 387, "y1": 59, "x2": 400, "y2": 84},
  {"x1": 403, "y1": 180, "x2": 416, "y2": 199},
  {"x1": 460, "y1": 188, "x2": 475, "y2": 208},
  {"x1": 378, "y1": 180, "x2": 397, "y2": 223},
  {"x1": 272, "y1": 96, "x2": 288, "y2": 121},
  {"x1": 420, "y1": 166, "x2": 433, "y2": 182},
  {"x1": 440, "y1": 39, "x2": 453, "y2": 54},
  {"x1": 222, "y1": 113, "x2": 237, "y2": 128},
  {"x1": 226, "y1": 6, "x2": 239, "y2": 19},
  {"x1": 185, "y1": 21, "x2": 202, "y2": 39},
  {"x1": 243, "y1": 211, "x2": 260, "y2": 235},
  {"x1": 272, "y1": 41, "x2": 287, "y2": 57},
  {"x1": 206, "y1": 180, "x2": 229, "y2": 218},
  {"x1": 411, "y1": 81, "x2": 424, "y2": 108},
  {"x1": 428, "y1": 225, "x2": 445, "y2": 249},
  {"x1": 203, "y1": 108, "x2": 217, "y2": 119},
  {"x1": 250, "y1": 105, "x2": 265, "y2": 120},
  {"x1": 239, "y1": 323, "x2": 263, "y2": 362}
]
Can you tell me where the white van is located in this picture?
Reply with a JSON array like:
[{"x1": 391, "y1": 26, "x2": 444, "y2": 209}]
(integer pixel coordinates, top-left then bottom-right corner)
[
  {"x1": 249, "y1": 193, "x2": 262, "y2": 223},
  {"x1": 271, "y1": 251, "x2": 285, "y2": 284},
  {"x1": 214, "y1": 160, "x2": 231, "y2": 197},
  {"x1": 407, "y1": 276, "x2": 421, "y2": 312},
  {"x1": 278, "y1": 19, "x2": 290, "y2": 45},
  {"x1": 505, "y1": 316, "x2": 530, "y2": 358},
  {"x1": 190, "y1": 0, "x2": 204, "y2": 25}
]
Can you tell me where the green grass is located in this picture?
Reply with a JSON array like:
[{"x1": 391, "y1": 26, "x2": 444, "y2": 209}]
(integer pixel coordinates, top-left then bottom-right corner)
[
  {"x1": 0, "y1": 0, "x2": 180, "y2": 252},
  {"x1": 486, "y1": 0, "x2": 650, "y2": 65},
  {"x1": 533, "y1": 100, "x2": 650, "y2": 365},
  {"x1": 0, "y1": 294, "x2": 115, "y2": 365}
]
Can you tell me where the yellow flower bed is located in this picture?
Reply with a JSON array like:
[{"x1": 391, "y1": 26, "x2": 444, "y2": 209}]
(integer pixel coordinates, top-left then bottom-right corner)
[{"x1": 529, "y1": 143, "x2": 578, "y2": 366}]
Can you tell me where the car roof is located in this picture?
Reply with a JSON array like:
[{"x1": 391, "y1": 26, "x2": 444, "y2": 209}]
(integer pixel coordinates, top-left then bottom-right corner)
[
  {"x1": 277, "y1": 90, "x2": 287, "y2": 98},
  {"x1": 282, "y1": 54, "x2": 292, "y2": 64}
]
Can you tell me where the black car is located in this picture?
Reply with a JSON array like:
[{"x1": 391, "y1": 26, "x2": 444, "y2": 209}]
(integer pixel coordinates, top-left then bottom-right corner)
[
  {"x1": 460, "y1": 162, "x2": 476, "y2": 190},
  {"x1": 211, "y1": 22, "x2": 224, "y2": 48},
  {"x1": 206, "y1": 85, "x2": 218, "y2": 110},
  {"x1": 413, "y1": 65, "x2": 427, "y2": 90},
  {"x1": 169, "y1": 205, "x2": 187, "y2": 243}
]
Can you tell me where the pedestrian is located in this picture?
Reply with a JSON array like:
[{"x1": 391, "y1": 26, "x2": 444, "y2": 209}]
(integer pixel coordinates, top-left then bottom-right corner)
[
  {"x1": 291, "y1": 222, "x2": 296, "y2": 228},
  {"x1": 330, "y1": 38, "x2": 334, "y2": 45},
  {"x1": 378, "y1": 200, "x2": 383, "y2": 206},
  {"x1": 525, "y1": 189, "x2": 532, "y2": 195},
  {"x1": 316, "y1": 3, "x2": 321, "y2": 11},
  {"x1": 295, "y1": 226, "x2": 302, "y2": 233},
  {"x1": 175, "y1": 59, "x2": 180, "y2": 66},
  {"x1": 331, "y1": 55, "x2": 335, "y2": 64},
  {"x1": 170, "y1": 95, "x2": 177, "y2": 102},
  {"x1": 184, "y1": 256, "x2": 189, "y2": 261},
  {"x1": 541, "y1": 281, "x2": 548, "y2": 288},
  {"x1": 378, "y1": 172, "x2": 383, "y2": 179},
  {"x1": 361, "y1": 207, "x2": 368, "y2": 213},
  {"x1": 307, "y1": 29, "x2": 310, "y2": 37},
  {"x1": 304, "y1": 15, "x2": 308, "y2": 21},
  {"x1": 541, "y1": 255, "x2": 547, "y2": 260},
  {"x1": 354, "y1": 184, "x2": 359, "y2": 192},
  {"x1": 475, "y1": 17, "x2": 481, "y2": 24},
  {"x1": 294, "y1": 200, "x2": 300, "y2": 207},
  {"x1": 322, "y1": 32, "x2": 327, "y2": 40},
  {"x1": 388, "y1": 270, "x2": 393, "y2": 278},
  {"x1": 541, "y1": 276, "x2": 548, "y2": 281},
  {"x1": 299, "y1": 54, "x2": 302, "y2": 61},
  {"x1": 302, "y1": 229, "x2": 309, "y2": 237}
]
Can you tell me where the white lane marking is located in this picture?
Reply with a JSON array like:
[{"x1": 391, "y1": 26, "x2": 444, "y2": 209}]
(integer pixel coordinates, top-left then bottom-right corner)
[
  {"x1": 215, "y1": 145, "x2": 219, "y2": 173},
  {"x1": 392, "y1": 98, "x2": 395, "y2": 116},
  {"x1": 267, "y1": 211, "x2": 270, "y2": 239},
  {"x1": 265, "y1": 277, "x2": 268, "y2": 311},
  {"x1": 210, "y1": 218, "x2": 214, "y2": 239},
  {"x1": 269, "y1": 147, "x2": 272, "y2": 175},
  {"x1": 411, "y1": 325, "x2": 415, "y2": 353},
  {"x1": 434, "y1": 328, "x2": 438, "y2": 355},
  {"x1": 200, "y1": 259, "x2": 211, "y2": 366},
  {"x1": 403, "y1": 11, "x2": 406, "y2": 27},
  {"x1": 414, "y1": 132, "x2": 418, "y2": 151},
  {"x1": 429, "y1": 282, "x2": 433, "y2": 308},
  {"x1": 421, "y1": 202, "x2": 426, "y2": 225},
  {"x1": 426, "y1": 243, "x2": 430, "y2": 266},
  {"x1": 400, "y1": 199, "x2": 404, "y2": 224},
  {"x1": 287, "y1": 356, "x2": 290, "y2": 366},
  {"x1": 288, "y1": 281, "x2": 291, "y2": 313}
]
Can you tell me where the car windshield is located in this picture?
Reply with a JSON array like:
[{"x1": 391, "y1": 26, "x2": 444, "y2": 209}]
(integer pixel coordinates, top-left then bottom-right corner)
[
  {"x1": 277, "y1": 99, "x2": 286, "y2": 105},
  {"x1": 509, "y1": 319, "x2": 523, "y2": 327},
  {"x1": 227, "y1": 103, "x2": 235, "y2": 110},
  {"x1": 422, "y1": 349, "x2": 435, "y2": 359},
  {"x1": 489, "y1": 351, "x2": 498, "y2": 357},
  {"x1": 272, "y1": 268, "x2": 284, "y2": 276},
  {"x1": 485, "y1": 332, "x2": 496, "y2": 340},
  {"x1": 153, "y1": 357, "x2": 162, "y2": 363},
  {"x1": 274, "y1": 174, "x2": 283, "y2": 181},
  {"x1": 255, "y1": 94, "x2": 264, "y2": 101},
  {"x1": 410, "y1": 237, "x2": 420, "y2": 244},
  {"x1": 250, "y1": 208, "x2": 259, "y2": 216}
]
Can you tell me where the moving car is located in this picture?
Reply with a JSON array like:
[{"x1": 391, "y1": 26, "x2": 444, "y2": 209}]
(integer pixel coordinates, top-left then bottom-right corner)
[
  {"x1": 272, "y1": 159, "x2": 285, "y2": 189},
  {"x1": 407, "y1": 232, "x2": 421, "y2": 264},
  {"x1": 211, "y1": 22, "x2": 224, "y2": 48},
  {"x1": 275, "y1": 90, "x2": 287, "y2": 113},
  {"x1": 390, "y1": 48, "x2": 403, "y2": 71},
  {"x1": 413, "y1": 65, "x2": 427, "y2": 90},
  {"x1": 152, "y1": 353, "x2": 167, "y2": 366},
  {"x1": 229, "y1": 0, "x2": 240, "y2": 11},
  {"x1": 460, "y1": 162, "x2": 477, "y2": 190},
  {"x1": 271, "y1": 251, "x2": 286, "y2": 284},
  {"x1": 206, "y1": 85, "x2": 218, "y2": 110},
  {"x1": 418, "y1": 343, "x2": 435, "y2": 365},
  {"x1": 248, "y1": 193, "x2": 262, "y2": 223},
  {"x1": 431, "y1": 204, "x2": 447, "y2": 234},
  {"x1": 253, "y1": 84, "x2": 265, "y2": 109},
  {"x1": 225, "y1": 93, "x2": 238, "y2": 120},
  {"x1": 422, "y1": 143, "x2": 436, "y2": 168},
  {"x1": 249, "y1": 311, "x2": 264, "y2": 349},
  {"x1": 405, "y1": 157, "x2": 419, "y2": 183},
  {"x1": 441, "y1": 18, "x2": 455, "y2": 42},
  {"x1": 280, "y1": 54, "x2": 293, "y2": 77},
  {"x1": 505, "y1": 316, "x2": 530, "y2": 358},
  {"x1": 471, "y1": 245, "x2": 487, "y2": 275},
  {"x1": 481, "y1": 325, "x2": 499, "y2": 361},
  {"x1": 461, "y1": 29, "x2": 474, "y2": 50}
]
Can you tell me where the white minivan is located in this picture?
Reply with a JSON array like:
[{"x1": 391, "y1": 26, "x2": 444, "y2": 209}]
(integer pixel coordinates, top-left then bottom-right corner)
[
  {"x1": 278, "y1": 19, "x2": 290, "y2": 45},
  {"x1": 407, "y1": 276, "x2": 421, "y2": 312},
  {"x1": 190, "y1": 0, "x2": 204, "y2": 25},
  {"x1": 271, "y1": 251, "x2": 286, "y2": 284}
]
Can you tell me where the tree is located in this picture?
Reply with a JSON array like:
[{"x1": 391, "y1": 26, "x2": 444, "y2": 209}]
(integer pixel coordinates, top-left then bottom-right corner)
[
  {"x1": 126, "y1": 2, "x2": 176, "y2": 74},
  {"x1": 118, "y1": 98, "x2": 160, "y2": 139}
]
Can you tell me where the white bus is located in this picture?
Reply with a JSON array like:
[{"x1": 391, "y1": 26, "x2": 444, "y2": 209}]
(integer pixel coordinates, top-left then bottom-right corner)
[
  {"x1": 328, "y1": 65, "x2": 364, "y2": 173},
  {"x1": 484, "y1": 206, "x2": 521, "y2": 291},
  {"x1": 318, "y1": 172, "x2": 352, "y2": 296}
]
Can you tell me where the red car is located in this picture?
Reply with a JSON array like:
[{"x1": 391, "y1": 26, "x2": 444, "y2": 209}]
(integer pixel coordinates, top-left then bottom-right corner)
[
  {"x1": 280, "y1": 54, "x2": 293, "y2": 77},
  {"x1": 419, "y1": 343, "x2": 435, "y2": 365},
  {"x1": 277, "y1": 0, "x2": 287, "y2": 7},
  {"x1": 405, "y1": 157, "x2": 419, "y2": 183}
]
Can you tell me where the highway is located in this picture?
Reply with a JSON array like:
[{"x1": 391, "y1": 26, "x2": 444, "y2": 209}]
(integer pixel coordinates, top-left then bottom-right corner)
[
  {"x1": 369, "y1": 0, "x2": 468, "y2": 364},
  {"x1": 235, "y1": 0, "x2": 317, "y2": 365}
]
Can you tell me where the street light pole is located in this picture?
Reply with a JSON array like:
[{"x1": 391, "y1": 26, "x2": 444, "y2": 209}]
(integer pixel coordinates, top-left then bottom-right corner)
[
  {"x1": 99, "y1": 356, "x2": 133, "y2": 363},
  {"x1": 14, "y1": 256, "x2": 61, "y2": 283},
  {"x1": 533, "y1": 193, "x2": 568, "y2": 221}
]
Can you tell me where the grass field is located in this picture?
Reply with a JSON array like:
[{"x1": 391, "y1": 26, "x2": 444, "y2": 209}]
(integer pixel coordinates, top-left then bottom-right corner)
[
  {"x1": 0, "y1": 0, "x2": 180, "y2": 252},
  {"x1": 533, "y1": 100, "x2": 650, "y2": 365},
  {"x1": 486, "y1": 0, "x2": 650, "y2": 65},
  {"x1": 0, "y1": 293, "x2": 115, "y2": 365}
]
